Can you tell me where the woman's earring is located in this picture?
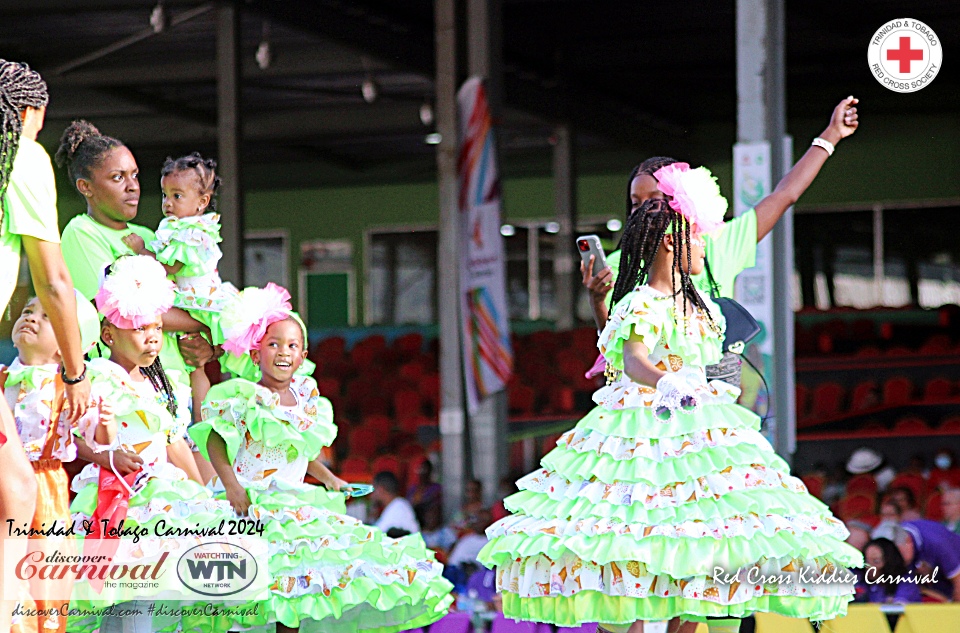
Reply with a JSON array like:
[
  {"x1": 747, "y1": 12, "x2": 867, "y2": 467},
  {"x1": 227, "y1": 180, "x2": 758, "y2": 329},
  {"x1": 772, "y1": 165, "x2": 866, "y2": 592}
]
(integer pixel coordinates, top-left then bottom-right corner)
[{"x1": 85, "y1": 192, "x2": 92, "y2": 198}]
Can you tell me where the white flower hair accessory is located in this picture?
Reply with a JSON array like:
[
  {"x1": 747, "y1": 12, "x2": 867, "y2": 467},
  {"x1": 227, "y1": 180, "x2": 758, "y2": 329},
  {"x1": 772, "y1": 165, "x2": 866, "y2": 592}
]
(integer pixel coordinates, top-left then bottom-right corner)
[
  {"x1": 221, "y1": 283, "x2": 298, "y2": 356},
  {"x1": 95, "y1": 255, "x2": 176, "y2": 329},
  {"x1": 653, "y1": 162, "x2": 728, "y2": 235}
]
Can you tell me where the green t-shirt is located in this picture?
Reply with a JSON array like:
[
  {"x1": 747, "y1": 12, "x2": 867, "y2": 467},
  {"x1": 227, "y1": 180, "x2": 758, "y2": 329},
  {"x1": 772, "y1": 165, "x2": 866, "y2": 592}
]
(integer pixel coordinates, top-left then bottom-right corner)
[
  {"x1": 61, "y1": 214, "x2": 190, "y2": 382},
  {"x1": 0, "y1": 138, "x2": 61, "y2": 313},
  {"x1": 60, "y1": 213, "x2": 156, "y2": 301},
  {"x1": 606, "y1": 208, "x2": 758, "y2": 299}
]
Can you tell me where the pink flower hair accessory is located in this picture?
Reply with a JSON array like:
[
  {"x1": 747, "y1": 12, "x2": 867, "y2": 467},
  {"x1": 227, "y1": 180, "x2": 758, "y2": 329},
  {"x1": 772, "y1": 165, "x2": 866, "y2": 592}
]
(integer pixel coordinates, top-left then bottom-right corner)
[
  {"x1": 95, "y1": 255, "x2": 176, "y2": 329},
  {"x1": 221, "y1": 283, "x2": 294, "y2": 356},
  {"x1": 653, "y1": 162, "x2": 728, "y2": 235}
]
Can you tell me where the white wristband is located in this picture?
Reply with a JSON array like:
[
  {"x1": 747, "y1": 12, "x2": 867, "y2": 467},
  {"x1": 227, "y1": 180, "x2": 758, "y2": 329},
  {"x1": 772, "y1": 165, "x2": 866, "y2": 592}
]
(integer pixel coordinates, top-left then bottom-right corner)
[{"x1": 812, "y1": 137, "x2": 835, "y2": 156}]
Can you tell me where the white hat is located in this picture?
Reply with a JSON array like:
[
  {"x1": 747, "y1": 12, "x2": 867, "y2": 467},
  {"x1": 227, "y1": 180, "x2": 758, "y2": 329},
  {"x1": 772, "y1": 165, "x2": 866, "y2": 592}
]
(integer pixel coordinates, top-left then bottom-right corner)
[{"x1": 847, "y1": 447, "x2": 883, "y2": 474}]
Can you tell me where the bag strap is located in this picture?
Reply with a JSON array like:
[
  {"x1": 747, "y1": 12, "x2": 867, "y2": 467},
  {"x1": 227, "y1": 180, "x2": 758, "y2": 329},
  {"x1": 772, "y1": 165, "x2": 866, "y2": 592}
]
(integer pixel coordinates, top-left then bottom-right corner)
[
  {"x1": 703, "y1": 256, "x2": 721, "y2": 300},
  {"x1": 739, "y1": 353, "x2": 771, "y2": 427}
]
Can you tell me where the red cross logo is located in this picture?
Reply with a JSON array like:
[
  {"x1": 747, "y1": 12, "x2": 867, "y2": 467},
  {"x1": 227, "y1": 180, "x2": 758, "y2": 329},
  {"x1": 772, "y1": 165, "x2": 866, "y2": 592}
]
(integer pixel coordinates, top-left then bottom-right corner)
[{"x1": 887, "y1": 36, "x2": 924, "y2": 73}]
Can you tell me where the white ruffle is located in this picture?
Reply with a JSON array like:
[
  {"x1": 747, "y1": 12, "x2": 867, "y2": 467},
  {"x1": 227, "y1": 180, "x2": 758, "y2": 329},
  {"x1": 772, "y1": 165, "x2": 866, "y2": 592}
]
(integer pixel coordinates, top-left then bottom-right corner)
[
  {"x1": 487, "y1": 510, "x2": 848, "y2": 542},
  {"x1": 271, "y1": 558, "x2": 444, "y2": 597},
  {"x1": 517, "y1": 465, "x2": 809, "y2": 509},
  {"x1": 496, "y1": 552, "x2": 855, "y2": 602},
  {"x1": 594, "y1": 375, "x2": 739, "y2": 412},
  {"x1": 557, "y1": 426, "x2": 772, "y2": 463}
]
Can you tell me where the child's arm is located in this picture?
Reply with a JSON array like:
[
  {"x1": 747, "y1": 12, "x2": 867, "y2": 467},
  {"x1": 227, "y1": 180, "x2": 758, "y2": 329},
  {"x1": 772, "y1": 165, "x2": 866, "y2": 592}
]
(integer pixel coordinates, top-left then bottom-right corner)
[
  {"x1": 190, "y1": 369, "x2": 212, "y2": 424},
  {"x1": 206, "y1": 432, "x2": 251, "y2": 516},
  {"x1": 76, "y1": 441, "x2": 143, "y2": 475},
  {"x1": 93, "y1": 399, "x2": 116, "y2": 447},
  {"x1": 307, "y1": 459, "x2": 347, "y2": 492},
  {"x1": 167, "y1": 438, "x2": 204, "y2": 484},
  {"x1": 623, "y1": 337, "x2": 666, "y2": 388},
  {"x1": 121, "y1": 234, "x2": 184, "y2": 275}
]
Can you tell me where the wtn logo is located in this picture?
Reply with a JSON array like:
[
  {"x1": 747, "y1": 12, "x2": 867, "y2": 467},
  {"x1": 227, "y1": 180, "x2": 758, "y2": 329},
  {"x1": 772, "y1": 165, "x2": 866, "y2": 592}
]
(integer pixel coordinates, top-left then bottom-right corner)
[
  {"x1": 185, "y1": 559, "x2": 247, "y2": 581},
  {"x1": 177, "y1": 542, "x2": 261, "y2": 597}
]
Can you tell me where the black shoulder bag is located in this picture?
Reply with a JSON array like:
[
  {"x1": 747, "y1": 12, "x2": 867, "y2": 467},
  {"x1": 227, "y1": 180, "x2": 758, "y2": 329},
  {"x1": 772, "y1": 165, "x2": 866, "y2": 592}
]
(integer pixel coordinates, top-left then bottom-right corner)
[{"x1": 703, "y1": 257, "x2": 770, "y2": 423}]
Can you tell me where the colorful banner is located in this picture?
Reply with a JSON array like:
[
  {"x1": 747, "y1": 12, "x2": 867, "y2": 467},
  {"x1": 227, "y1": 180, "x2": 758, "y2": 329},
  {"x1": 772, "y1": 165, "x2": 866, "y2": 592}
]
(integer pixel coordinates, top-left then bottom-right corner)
[{"x1": 456, "y1": 77, "x2": 513, "y2": 413}]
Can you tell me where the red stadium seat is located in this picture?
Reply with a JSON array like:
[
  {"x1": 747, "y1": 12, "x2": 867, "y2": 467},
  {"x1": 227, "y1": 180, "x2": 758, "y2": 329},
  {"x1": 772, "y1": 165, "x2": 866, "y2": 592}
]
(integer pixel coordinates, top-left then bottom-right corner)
[
  {"x1": 839, "y1": 493, "x2": 876, "y2": 521},
  {"x1": 940, "y1": 416, "x2": 960, "y2": 433},
  {"x1": 811, "y1": 382, "x2": 845, "y2": 419},
  {"x1": 509, "y1": 384, "x2": 536, "y2": 415},
  {"x1": 800, "y1": 474, "x2": 825, "y2": 500},
  {"x1": 850, "y1": 381, "x2": 879, "y2": 411},
  {"x1": 315, "y1": 376, "x2": 342, "y2": 398},
  {"x1": 882, "y1": 376, "x2": 914, "y2": 406},
  {"x1": 925, "y1": 491, "x2": 944, "y2": 521},
  {"x1": 315, "y1": 336, "x2": 346, "y2": 359},
  {"x1": 854, "y1": 346, "x2": 881, "y2": 358},
  {"x1": 339, "y1": 456, "x2": 372, "y2": 483},
  {"x1": 348, "y1": 428, "x2": 379, "y2": 460},
  {"x1": 361, "y1": 414, "x2": 392, "y2": 441},
  {"x1": 846, "y1": 474, "x2": 879, "y2": 497},
  {"x1": 371, "y1": 454, "x2": 404, "y2": 481},
  {"x1": 795, "y1": 384, "x2": 811, "y2": 419},
  {"x1": 924, "y1": 378, "x2": 954, "y2": 401},
  {"x1": 889, "y1": 473, "x2": 927, "y2": 502},
  {"x1": 893, "y1": 416, "x2": 930, "y2": 433},
  {"x1": 393, "y1": 332, "x2": 424, "y2": 359},
  {"x1": 394, "y1": 388, "x2": 424, "y2": 420}
]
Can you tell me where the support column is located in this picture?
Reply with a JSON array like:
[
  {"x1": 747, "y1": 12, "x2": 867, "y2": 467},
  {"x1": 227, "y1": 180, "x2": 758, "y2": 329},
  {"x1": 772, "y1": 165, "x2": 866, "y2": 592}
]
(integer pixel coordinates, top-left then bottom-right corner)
[
  {"x1": 553, "y1": 124, "x2": 577, "y2": 331},
  {"x1": 466, "y1": 0, "x2": 508, "y2": 507},
  {"x1": 873, "y1": 205, "x2": 885, "y2": 304},
  {"x1": 435, "y1": 0, "x2": 466, "y2": 521},
  {"x1": 216, "y1": 1, "x2": 243, "y2": 286},
  {"x1": 736, "y1": 0, "x2": 795, "y2": 461}
]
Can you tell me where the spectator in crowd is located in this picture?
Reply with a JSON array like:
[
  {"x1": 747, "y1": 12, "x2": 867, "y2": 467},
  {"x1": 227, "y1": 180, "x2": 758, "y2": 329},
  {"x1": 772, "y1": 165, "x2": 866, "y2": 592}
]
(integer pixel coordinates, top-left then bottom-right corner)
[
  {"x1": 846, "y1": 519, "x2": 872, "y2": 551},
  {"x1": 453, "y1": 479, "x2": 487, "y2": 531},
  {"x1": 822, "y1": 462, "x2": 848, "y2": 506},
  {"x1": 871, "y1": 500, "x2": 902, "y2": 541},
  {"x1": 904, "y1": 453, "x2": 927, "y2": 477},
  {"x1": 856, "y1": 537, "x2": 922, "y2": 604},
  {"x1": 942, "y1": 488, "x2": 960, "y2": 535},
  {"x1": 930, "y1": 449, "x2": 960, "y2": 491},
  {"x1": 372, "y1": 471, "x2": 420, "y2": 535},
  {"x1": 407, "y1": 458, "x2": 442, "y2": 516},
  {"x1": 419, "y1": 502, "x2": 457, "y2": 555},
  {"x1": 847, "y1": 447, "x2": 896, "y2": 492},
  {"x1": 900, "y1": 519, "x2": 960, "y2": 602},
  {"x1": 464, "y1": 566, "x2": 498, "y2": 612},
  {"x1": 448, "y1": 510, "x2": 492, "y2": 569},
  {"x1": 889, "y1": 487, "x2": 922, "y2": 522}
]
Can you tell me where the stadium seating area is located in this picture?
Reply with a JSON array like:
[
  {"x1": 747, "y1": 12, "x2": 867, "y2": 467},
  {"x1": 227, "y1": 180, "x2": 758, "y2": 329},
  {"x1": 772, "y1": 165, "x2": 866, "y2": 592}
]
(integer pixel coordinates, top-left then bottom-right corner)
[{"x1": 311, "y1": 306, "x2": 960, "y2": 483}]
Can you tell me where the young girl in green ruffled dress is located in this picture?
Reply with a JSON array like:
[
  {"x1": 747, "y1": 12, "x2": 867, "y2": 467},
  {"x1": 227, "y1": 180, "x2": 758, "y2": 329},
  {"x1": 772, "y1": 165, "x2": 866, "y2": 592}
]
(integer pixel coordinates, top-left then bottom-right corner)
[
  {"x1": 479, "y1": 164, "x2": 862, "y2": 633},
  {"x1": 122, "y1": 153, "x2": 237, "y2": 430},
  {"x1": 185, "y1": 283, "x2": 453, "y2": 633}
]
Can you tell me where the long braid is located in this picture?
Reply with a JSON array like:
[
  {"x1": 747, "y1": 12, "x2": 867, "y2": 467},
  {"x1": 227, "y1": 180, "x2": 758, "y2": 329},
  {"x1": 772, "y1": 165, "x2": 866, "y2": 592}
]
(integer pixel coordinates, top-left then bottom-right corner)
[
  {"x1": 613, "y1": 198, "x2": 719, "y2": 332},
  {"x1": 0, "y1": 60, "x2": 49, "y2": 215},
  {"x1": 140, "y1": 357, "x2": 178, "y2": 418}
]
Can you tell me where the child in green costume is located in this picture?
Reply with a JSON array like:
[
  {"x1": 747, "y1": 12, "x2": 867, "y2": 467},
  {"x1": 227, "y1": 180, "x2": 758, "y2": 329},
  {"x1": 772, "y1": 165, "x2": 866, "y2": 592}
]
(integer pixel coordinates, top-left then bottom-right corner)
[{"x1": 480, "y1": 166, "x2": 861, "y2": 633}]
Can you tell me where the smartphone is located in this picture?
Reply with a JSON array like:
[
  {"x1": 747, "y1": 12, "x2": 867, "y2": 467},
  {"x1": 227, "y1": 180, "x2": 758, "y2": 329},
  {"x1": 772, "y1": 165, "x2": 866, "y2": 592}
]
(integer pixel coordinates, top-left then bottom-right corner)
[{"x1": 576, "y1": 235, "x2": 607, "y2": 278}]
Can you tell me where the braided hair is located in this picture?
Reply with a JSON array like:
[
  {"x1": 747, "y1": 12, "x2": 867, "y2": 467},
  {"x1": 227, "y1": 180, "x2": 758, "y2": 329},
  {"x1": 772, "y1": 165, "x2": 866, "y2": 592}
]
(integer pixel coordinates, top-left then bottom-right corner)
[
  {"x1": 0, "y1": 60, "x2": 49, "y2": 210},
  {"x1": 161, "y1": 152, "x2": 221, "y2": 212},
  {"x1": 612, "y1": 198, "x2": 718, "y2": 331},
  {"x1": 54, "y1": 120, "x2": 125, "y2": 193},
  {"x1": 141, "y1": 357, "x2": 178, "y2": 418}
]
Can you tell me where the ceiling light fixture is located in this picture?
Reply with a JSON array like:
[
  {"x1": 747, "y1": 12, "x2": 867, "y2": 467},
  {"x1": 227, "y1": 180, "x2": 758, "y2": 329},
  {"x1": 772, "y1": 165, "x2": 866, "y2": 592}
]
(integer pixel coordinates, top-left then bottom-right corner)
[
  {"x1": 500, "y1": 224, "x2": 516, "y2": 237},
  {"x1": 256, "y1": 20, "x2": 271, "y2": 70},
  {"x1": 419, "y1": 101, "x2": 434, "y2": 126},
  {"x1": 606, "y1": 218, "x2": 623, "y2": 232},
  {"x1": 149, "y1": 2, "x2": 166, "y2": 33},
  {"x1": 425, "y1": 133, "x2": 442, "y2": 145},
  {"x1": 361, "y1": 76, "x2": 378, "y2": 104}
]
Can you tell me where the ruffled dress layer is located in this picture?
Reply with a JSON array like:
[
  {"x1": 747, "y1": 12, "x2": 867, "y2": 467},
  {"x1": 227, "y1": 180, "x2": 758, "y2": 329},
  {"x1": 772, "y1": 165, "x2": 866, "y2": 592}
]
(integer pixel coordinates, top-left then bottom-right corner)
[
  {"x1": 151, "y1": 214, "x2": 238, "y2": 345},
  {"x1": 478, "y1": 286, "x2": 862, "y2": 629},
  {"x1": 68, "y1": 359, "x2": 230, "y2": 633},
  {"x1": 184, "y1": 375, "x2": 452, "y2": 633}
]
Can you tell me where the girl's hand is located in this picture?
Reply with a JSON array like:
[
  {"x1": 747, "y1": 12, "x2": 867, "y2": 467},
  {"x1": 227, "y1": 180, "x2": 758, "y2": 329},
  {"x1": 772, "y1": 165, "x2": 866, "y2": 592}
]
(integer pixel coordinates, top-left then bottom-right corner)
[
  {"x1": 225, "y1": 483, "x2": 252, "y2": 516},
  {"x1": 122, "y1": 233, "x2": 146, "y2": 254},
  {"x1": 97, "y1": 399, "x2": 115, "y2": 430},
  {"x1": 823, "y1": 96, "x2": 858, "y2": 143},
  {"x1": 108, "y1": 449, "x2": 144, "y2": 475},
  {"x1": 581, "y1": 256, "x2": 613, "y2": 305}
]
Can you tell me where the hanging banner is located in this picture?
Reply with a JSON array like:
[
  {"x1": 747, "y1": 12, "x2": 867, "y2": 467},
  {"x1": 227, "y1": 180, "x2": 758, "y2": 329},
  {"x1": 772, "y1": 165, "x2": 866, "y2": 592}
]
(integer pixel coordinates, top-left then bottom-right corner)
[{"x1": 457, "y1": 77, "x2": 513, "y2": 413}]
